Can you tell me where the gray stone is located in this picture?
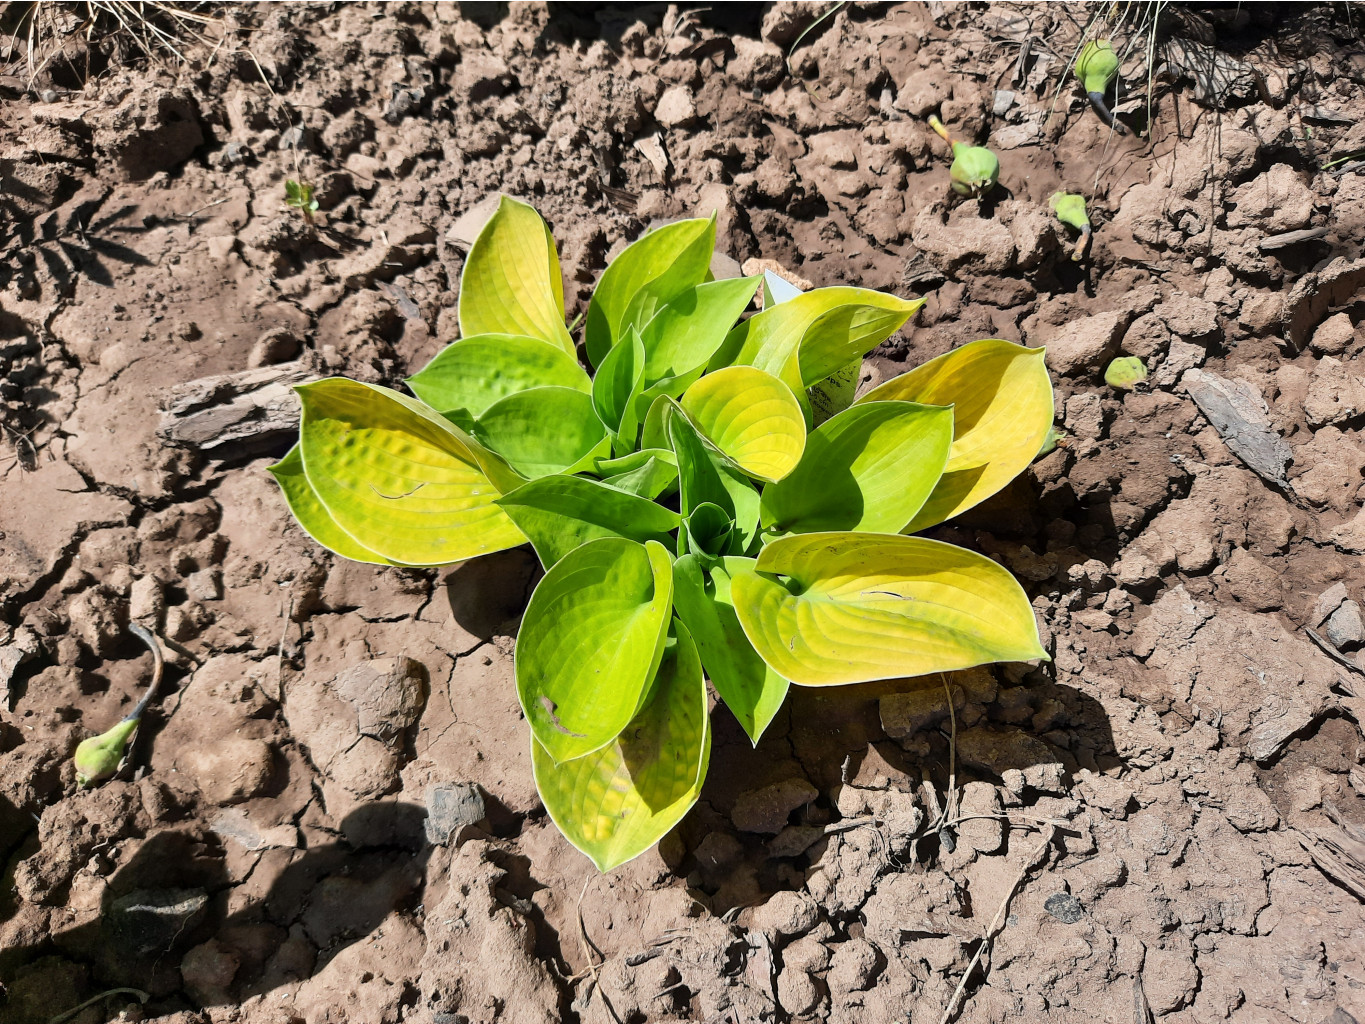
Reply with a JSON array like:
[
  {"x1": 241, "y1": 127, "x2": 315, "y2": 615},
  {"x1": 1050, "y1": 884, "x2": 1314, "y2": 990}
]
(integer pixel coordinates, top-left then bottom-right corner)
[
  {"x1": 1044, "y1": 891, "x2": 1083, "y2": 924},
  {"x1": 1325, "y1": 600, "x2": 1364, "y2": 650},
  {"x1": 425, "y1": 783, "x2": 486, "y2": 846},
  {"x1": 1312, "y1": 582, "x2": 1349, "y2": 626}
]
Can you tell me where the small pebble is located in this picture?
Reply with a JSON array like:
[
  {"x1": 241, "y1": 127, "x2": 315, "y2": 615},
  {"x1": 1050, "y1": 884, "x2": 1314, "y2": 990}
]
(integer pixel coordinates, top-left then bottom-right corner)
[{"x1": 1044, "y1": 891, "x2": 1084, "y2": 924}]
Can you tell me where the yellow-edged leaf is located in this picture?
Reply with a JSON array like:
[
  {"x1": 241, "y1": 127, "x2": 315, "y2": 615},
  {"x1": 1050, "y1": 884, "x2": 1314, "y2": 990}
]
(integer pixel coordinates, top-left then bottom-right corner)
[
  {"x1": 459, "y1": 196, "x2": 574, "y2": 354},
  {"x1": 858, "y1": 339, "x2": 1053, "y2": 531},
  {"x1": 680, "y1": 366, "x2": 806, "y2": 483},
  {"x1": 296, "y1": 378, "x2": 525, "y2": 566},
  {"x1": 731, "y1": 532, "x2": 1047, "y2": 686}
]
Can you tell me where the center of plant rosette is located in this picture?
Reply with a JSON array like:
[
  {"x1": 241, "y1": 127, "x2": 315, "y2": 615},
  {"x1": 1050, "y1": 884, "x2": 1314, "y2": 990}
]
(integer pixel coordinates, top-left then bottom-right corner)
[{"x1": 271, "y1": 196, "x2": 1054, "y2": 872}]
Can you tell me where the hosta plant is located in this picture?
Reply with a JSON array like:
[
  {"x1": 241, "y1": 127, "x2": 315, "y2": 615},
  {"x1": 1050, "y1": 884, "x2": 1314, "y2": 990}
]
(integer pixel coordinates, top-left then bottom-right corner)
[{"x1": 271, "y1": 197, "x2": 1054, "y2": 871}]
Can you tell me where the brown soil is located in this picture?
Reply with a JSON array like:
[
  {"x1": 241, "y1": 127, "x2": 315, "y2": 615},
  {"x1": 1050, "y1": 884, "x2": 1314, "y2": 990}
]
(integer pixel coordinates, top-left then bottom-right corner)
[{"x1": 3, "y1": 3, "x2": 1365, "y2": 1023}]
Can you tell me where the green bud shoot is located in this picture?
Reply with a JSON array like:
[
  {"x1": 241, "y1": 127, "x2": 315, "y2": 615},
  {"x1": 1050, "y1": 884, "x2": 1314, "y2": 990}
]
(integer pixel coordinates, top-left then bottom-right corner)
[
  {"x1": 74, "y1": 719, "x2": 140, "y2": 787},
  {"x1": 1076, "y1": 40, "x2": 1120, "y2": 95},
  {"x1": 928, "y1": 114, "x2": 1000, "y2": 198},
  {"x1": 1105, "y1": 356, "x2": 1148, "y2": 391},
  {"x1": 1050, "y1": 192, "x2": 1093, "y2": 261},
  {"x1": 71, "y1": 621, "x2": 163, "y2": 788}
]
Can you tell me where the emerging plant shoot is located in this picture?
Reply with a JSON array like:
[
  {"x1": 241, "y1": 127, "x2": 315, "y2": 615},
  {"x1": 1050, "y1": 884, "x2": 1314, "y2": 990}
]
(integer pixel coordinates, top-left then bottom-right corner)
[
  {"x1": 1050, "y1": 191, "x2": 1093, "y2": 262},
  {"x1": 927, "y1": 114, "x2": 1000, "y2": 197},
  {"x1": 1105, "y1": 356, "x2": 1148, "y2": 390},
  {"x1": 271, "y1": 197, "x2": 1055, "y2": 871},
  {"x1": 73, "y1": 622, "x2": 163, "y2": 787},
  {"x1": 284, "y1": 179, "x2": 319, "y2": 225},
  {"x1": 1076, "y1": 40, "x2": 1126, "y2": 135}
]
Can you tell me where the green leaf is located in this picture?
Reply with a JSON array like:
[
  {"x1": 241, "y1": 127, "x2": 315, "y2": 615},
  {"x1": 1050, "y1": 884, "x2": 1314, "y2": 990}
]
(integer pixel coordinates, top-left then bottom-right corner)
[
  {"x1": 859, "y1": 340, "x2": 1053, "y2": 531},
  {"x1": 517, "y1": 538, "x2": 675, "y2": 763},
  {"x1": 731, "y1": 532, "x2": 1048, "y2": 686},
  {"x1": 407, "y1": 334, "x2": 591, "y2": 419},
  {"x1": 726, "y1": 287, "x2": 926, "y2": 390},
  {"x1": 592, "y1": 326, "x2": 647, "y2": 447},
  {"x1": 596, "y1": 448, "x2": 679, "y2": 499},
  {"x1": 295, "y1": 378, "x2": 526, "y2": 566},
  {"x1": 680, "y1": 366, "x2": 806, "y2": 484},
  {"x1": 459, "y1": 195, "x2": 574, "y2": 355},
  {"x1": 665, "y1": 401, "x2": 760, "y2": 554},
  {"x1": 640, "y1": 276, "x2": 761, "y2": 389},
  {"x1": 474, "y1": 386, "x2": 609, "y2": 479},
  {"x1": 531, "y1": 619, "x2": 710, "y2": 872},
  {"x1": 268, "y1": 444, "x2": 400, "y2": 565},
  {"x1": 672, "y1": 555, "x2": 788, "y2": 745},
  {"x1": 759, "y1": 401, "x2": 953, "y2": 536},
  {"x1": 585, "y1": 217, "x2": 716, "y2": 367},
  {"x1": 496, "y1": 474, "x2": 680, "y2": 568},
  {"x1": 682, "y1": 502, "x2": 734, "y2": 566},
  {"x1": 640, "y1": 393, "x2": 673, "y2": 452}
]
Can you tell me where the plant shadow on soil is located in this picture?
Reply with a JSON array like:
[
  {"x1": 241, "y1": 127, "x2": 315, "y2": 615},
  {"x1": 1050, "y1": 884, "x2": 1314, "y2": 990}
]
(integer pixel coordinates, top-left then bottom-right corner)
[{"x1": 1, "y1": 802, "x2": 431, "y2": 1012}]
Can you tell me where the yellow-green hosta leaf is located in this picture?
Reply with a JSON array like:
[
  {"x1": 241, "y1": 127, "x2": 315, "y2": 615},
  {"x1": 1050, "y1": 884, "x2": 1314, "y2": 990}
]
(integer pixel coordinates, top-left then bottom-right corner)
[
  {"x1": 724, "y1": 287, "x2": 925, "y2": 391},
  {"x1": 681, "y1": 366, "x2": 806, "y2": 484},
  {"x1": 459, "y1": 196, "x2": 574, "y2": 355},
  {"x1": 640, "y1": 276, "x2": 761, "y2": 389},
  {"x1": 517, "y1": 538, "x2": 675, "y2": 763},
  {"x1": 268, "y1": 444, "x2": 399, "y2": 565},
  {"x1": 731, "y1": 533, "x2": 1047, "y2": 686},
  {"x1": 585, "y1": 217, "x2": 715, "y2": 367},
  {"x1": 596, "y1": 448, "x2": 678, "y2": 499},
  {"x1": 593, "y1": 326, "x2": 647, "y2": 449},
  {"x1": 474, "y1": 386, "x2": 609, "y2": 479},
  {"x1": 759, "y1": 401, "x2": 953, "y2": 536},
  {"x1": 406, "y1": 334, "x2": 591, "y2": 419},
  {"x1": 296, "y1": 379, "x2": 526, "y2": 566},
  {"x1": 496, "y1": 474, "x2": 680, "y2": 569},
  {"x1": 531, "y1": 620, "x2": 710, "y2": 872},
  {"x1": 859, "y1": 340, "x2": 1053, "y2": 531},
  {"x1": 672, "y1": 554, "x2": 788, "y2": 745},
  {"x1": 665, "y1": 400, "x2": 760, "y2": 555}
]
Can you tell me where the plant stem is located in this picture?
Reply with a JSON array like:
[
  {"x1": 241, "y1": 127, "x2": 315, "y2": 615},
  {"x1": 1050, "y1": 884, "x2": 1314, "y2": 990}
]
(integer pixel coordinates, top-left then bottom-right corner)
[{"x1": 1087, "y1": 91, "x2": 1128, "y2": 135}]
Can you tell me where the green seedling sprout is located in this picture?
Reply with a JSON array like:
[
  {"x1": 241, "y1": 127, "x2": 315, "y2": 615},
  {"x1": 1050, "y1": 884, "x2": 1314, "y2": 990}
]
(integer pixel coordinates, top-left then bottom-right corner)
[
  {"x1": 73, "y1": 622, "x2": 163, "y2": 787},
  {"x1": 927, "y1": 114, "x2": 999, "y2": 198},
  {"x1": 1105, "y1": 356, "x2": 1148, "y2": 391},
  {"x1": 1050, "y1": 192, "x2": 1093, "y2": 262},
  {"x1": 284, "y1": 179, "x2": 319, "y2": 225},
  {"x1": 1075, "y1": 40, "x2": 1126, "y2": 135}
]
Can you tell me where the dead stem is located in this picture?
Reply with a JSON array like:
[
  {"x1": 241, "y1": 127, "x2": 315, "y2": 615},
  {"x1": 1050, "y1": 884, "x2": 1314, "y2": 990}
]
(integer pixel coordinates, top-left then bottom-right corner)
[{"x1": 938, "y1": 824, "x2": 1058, "y2": 1024}]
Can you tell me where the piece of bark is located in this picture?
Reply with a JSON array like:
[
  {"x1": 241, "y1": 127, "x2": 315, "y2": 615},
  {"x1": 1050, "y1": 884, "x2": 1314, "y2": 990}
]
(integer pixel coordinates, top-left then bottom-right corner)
[
  {"x1": 1181, "y1": 369, "x2": 1291, "y2": 487},
  {"x1": 1258, "y1": 226, "x2": 1329, "y2": 251},
  {"x1": 1298, "y1": 825, "x2": 1365, "y2": 901},
  {"x1": 157, "y1": 359, "x2": 316, "y2": 457}
]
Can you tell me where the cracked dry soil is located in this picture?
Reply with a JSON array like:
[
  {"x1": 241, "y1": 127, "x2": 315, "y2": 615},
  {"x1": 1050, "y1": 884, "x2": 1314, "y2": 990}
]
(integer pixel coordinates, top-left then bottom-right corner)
[{"x1": 3, "y1": 3, "x2": 1365, "y2": 1023}]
